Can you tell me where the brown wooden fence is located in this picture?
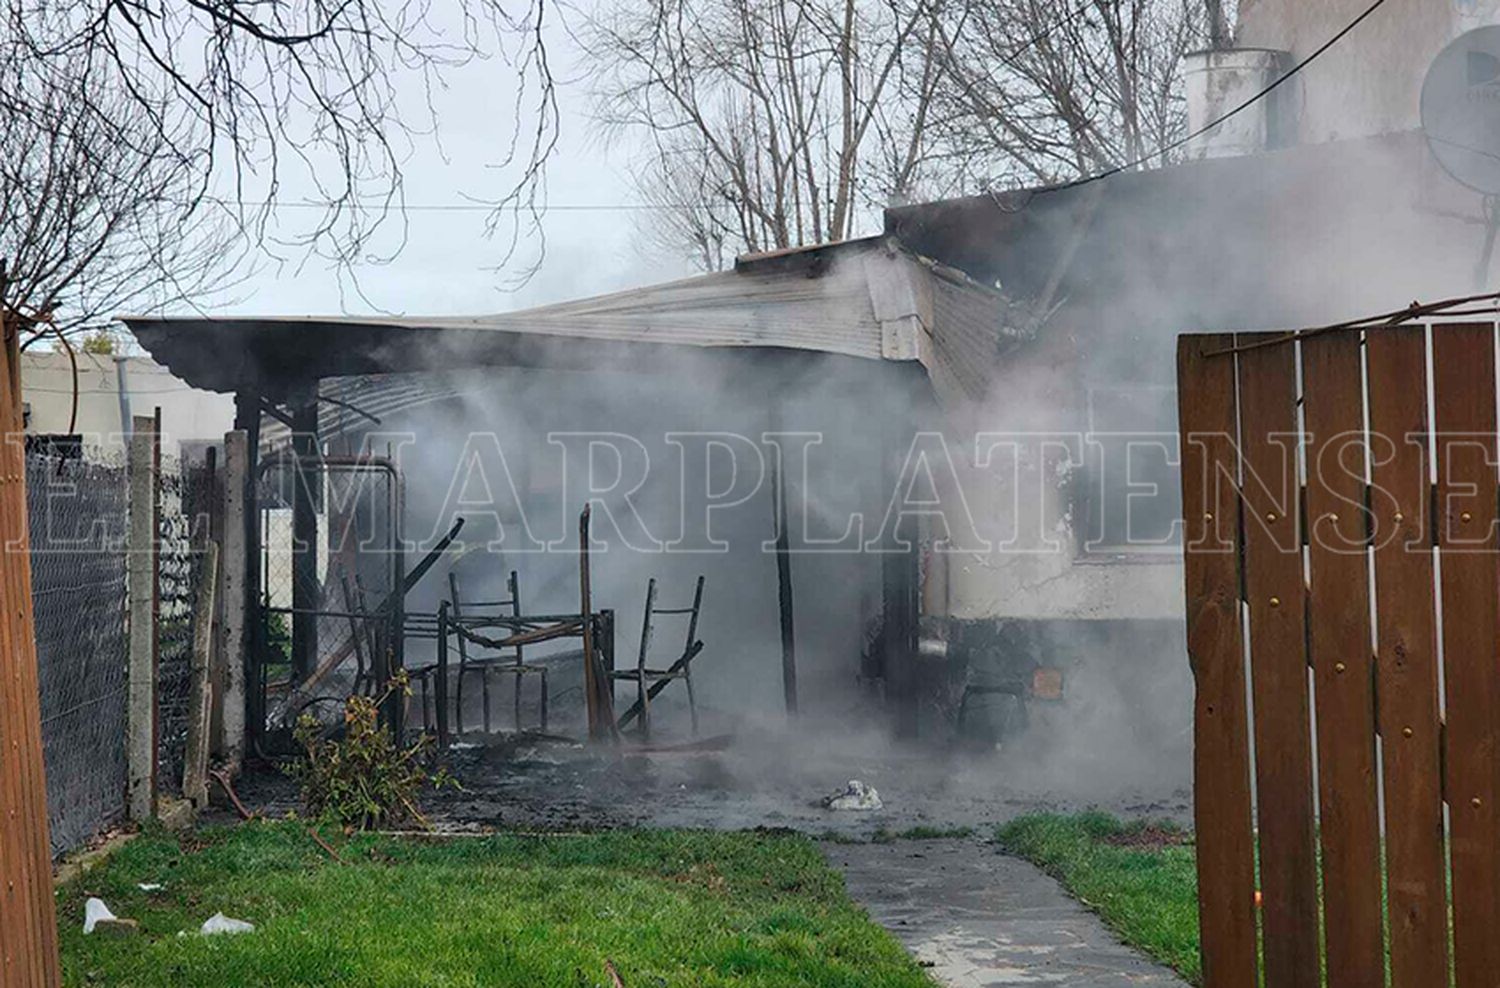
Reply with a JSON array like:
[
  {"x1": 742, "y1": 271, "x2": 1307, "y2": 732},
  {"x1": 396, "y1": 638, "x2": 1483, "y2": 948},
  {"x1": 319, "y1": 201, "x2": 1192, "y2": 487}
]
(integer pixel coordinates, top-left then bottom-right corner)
[
  {"x1": 0, "y1": 315, "x2": 60, "y2": 985},
  {"x1": 1178, "y1": 322, "x2": 1500, "y2": 988}
]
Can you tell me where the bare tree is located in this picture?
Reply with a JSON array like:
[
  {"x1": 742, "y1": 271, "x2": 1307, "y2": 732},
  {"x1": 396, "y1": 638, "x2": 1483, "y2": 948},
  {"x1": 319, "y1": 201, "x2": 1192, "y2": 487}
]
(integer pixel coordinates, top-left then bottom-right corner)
[
  {"x1": 630, "y1": 144, "x2": 738, "y2": 272},
  {"x1": 585, "y1": 0, "x2": 1215, "y2": 268},
  {"x1": 0, "y1": 0, "x2": 561, "y2": 318},
  {"x1": 928, "y1": 0, "x2": 1209, "y2": 189},
  {"x1": 0, "y1": 49, "x2": 240, "y2": 344},
  {"x1": 584, "y1": 0, "x2": 952, "y2": 269}
]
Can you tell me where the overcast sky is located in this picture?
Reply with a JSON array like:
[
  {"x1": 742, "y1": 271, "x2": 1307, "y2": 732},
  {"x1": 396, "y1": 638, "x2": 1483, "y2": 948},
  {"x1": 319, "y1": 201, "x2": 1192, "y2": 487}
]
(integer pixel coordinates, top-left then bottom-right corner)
[{"x1": 205, "y1": 13, "x2": 695, "y2": 320}]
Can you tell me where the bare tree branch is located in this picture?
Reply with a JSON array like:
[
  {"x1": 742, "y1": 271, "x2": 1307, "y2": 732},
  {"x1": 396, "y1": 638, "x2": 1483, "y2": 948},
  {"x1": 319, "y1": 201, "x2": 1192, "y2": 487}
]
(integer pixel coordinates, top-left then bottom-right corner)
[{"x1": 1, "y1": 0, "x2": 562, "y2": 319}]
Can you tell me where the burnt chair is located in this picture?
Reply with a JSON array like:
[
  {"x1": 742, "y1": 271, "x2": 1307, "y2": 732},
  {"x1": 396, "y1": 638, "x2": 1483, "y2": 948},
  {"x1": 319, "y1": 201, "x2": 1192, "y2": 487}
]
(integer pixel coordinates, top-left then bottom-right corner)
[
  {"x1": 610, "y1": 576, "x2": 706, "y2": 739},
  {"x1": 447, "y1": 570, "x2": 550, "y2": 733}
]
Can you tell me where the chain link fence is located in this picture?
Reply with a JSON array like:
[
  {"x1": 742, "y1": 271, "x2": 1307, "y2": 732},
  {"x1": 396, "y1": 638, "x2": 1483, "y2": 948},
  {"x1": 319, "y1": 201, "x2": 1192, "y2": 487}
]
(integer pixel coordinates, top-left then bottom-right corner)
[
  {"x1": 156, "y1": 453, "x2": 217, "y2": 799},
  {"x1": 259, "y1": 459, "x2": 397, "y2": 734},
  {"x1": 28, "y1": 450, "x2": 130, "y2": 857}
]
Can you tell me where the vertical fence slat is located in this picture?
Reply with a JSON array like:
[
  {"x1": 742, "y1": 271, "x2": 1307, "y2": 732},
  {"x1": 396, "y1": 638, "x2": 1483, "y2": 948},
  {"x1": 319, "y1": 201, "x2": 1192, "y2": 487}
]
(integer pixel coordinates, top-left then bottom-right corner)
[
  {"x1": 0, "y1": 316, "x2": 60, "y2": 987},
  {"x1": 1237, "y1": 331, "x2": 1321, "y2": 988},
  {"x1": 1431, "y1": 322, "x2": 1500, "y2": 987},
  {"x1": 1176, "y1": 334, "x2": 1259, "y2": 988},
  {"x1": 0, "y1": 342, "x2": 29, "y2": 975},
  {"x1": 1366, "y1": 328, "x2": 1451, "y2": 987},
  {"x1": 1301, "y1": 330, "x2": 1384, "y2": 987},
  {"x1": 0, "y1": 347, "x2": 27, "y2": 972}
]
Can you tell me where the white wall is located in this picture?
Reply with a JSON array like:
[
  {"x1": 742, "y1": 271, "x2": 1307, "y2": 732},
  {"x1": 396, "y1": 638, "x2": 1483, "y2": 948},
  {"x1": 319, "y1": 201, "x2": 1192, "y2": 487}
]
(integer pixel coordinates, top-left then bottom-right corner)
[
  {"x1": 21, "y1": 350, "x2": 235, "y2": 456},
  {"x1": 1236, "y1": 0, "x2": 1491, "y2": 145}
]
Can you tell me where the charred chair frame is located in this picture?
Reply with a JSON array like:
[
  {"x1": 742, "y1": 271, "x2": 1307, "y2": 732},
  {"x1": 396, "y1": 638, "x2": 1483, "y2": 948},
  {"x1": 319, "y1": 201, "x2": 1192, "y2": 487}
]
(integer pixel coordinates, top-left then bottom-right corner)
[
  {"x1": 610, "y1": 576, "x2": 706, "y2": 738},
  {"x1": 447, "y1": 570, "x2": 549, "y2": 734}
]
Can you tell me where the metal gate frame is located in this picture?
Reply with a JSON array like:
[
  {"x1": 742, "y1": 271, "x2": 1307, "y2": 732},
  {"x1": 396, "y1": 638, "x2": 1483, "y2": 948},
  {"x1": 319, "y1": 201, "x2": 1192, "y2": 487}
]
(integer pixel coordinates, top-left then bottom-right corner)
[{"x1": 251, "y1": 453, "x2": 405, "y2": 748}]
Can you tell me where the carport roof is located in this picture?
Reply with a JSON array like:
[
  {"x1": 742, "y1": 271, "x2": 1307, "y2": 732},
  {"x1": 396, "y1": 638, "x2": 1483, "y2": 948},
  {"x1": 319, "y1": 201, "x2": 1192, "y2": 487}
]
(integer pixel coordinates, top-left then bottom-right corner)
[{"x1": 122, "y1": 236, "x2": 1017, "y2": 402}]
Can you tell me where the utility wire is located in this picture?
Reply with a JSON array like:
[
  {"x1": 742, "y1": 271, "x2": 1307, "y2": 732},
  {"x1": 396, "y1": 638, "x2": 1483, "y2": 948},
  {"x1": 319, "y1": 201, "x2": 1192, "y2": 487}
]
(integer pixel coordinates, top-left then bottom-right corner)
[
  {"x1": 209, "y1": 198, "x2": 705, "y2": 213},
  {"x1": 999, "y1": 1, "x2": 1095, "y2": 68},
  {"x1": 209, "y1": 3, "x2": 1100, "y2": 218},
  {"x1": 1038, "y1": 0, "x2": 1394, "y2": 196},
  {"x1": 209, "y1": 1, "x2": 1390, "y2": 214}
]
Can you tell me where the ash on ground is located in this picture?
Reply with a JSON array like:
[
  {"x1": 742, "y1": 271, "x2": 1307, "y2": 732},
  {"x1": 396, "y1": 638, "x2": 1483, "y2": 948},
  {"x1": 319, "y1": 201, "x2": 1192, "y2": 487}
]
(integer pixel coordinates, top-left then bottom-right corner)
[{"x1": 224, "y1": 713, "x2": 1189, "y2": 838}]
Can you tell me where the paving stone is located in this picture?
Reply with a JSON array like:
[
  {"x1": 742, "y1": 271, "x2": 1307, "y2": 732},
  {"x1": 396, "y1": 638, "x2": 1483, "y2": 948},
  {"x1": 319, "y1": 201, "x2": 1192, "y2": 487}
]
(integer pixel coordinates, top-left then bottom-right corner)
[{"x1": 824, "y1": 838, "x2": 1189, "y2": 988}]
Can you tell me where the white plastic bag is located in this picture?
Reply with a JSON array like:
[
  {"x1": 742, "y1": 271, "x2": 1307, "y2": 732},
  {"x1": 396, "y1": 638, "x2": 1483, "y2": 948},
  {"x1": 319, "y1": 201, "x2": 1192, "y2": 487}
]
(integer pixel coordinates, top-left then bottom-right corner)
[
  {"x1": 200, "y1": 912, "x2": 256, "y2": 936},
  {"x1": 83, "y1": 898, "x2": 117, "y2": 934}
]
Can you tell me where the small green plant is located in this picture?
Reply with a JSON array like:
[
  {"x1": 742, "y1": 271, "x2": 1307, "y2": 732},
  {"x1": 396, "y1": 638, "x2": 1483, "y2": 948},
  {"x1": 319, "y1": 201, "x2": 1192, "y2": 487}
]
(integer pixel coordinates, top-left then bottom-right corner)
[
  {"x1": 264, "y1": 611, "x2": 292, "y2": 669},
  {"x1": 289, "y1": 674, "x2": 452, "y2": 830},
  {"x1": 80, "y1": 329, "x2": 117, "y2": 354}
]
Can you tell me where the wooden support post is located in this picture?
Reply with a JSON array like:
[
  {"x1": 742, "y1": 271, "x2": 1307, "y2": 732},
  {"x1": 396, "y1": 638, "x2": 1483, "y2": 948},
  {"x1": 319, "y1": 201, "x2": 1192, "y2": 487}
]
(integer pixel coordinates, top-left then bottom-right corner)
[
  {"x1": 183, "y1": 543, "x2": 220, "y2": 807},
  {"x1": 232, "y1": 393, "x2": 263, "y2": 750},
  {"x1": 768, "y1": 414, "x2": 798, "y2": 717},
  {"x1": 0, "y1": 306, "x2": 61, "y2": 986},
  {"x1": 290, "y1": 395, "x2": 319, "y2": 681},
  {"x1": 579, "y1": 506, "x2": 619, "y2": 742},
  {"x1": 216, "y1": 430, "x2": 249, "y2": 771},
  {"x1": 435, "y1": 600, "x2": 450, "y2": 749},
  {"x1": 127, "y1": 415, "x2": 158, "y2": 821},
  {"x1": 580, "y1": 505, "x2": 601, "y2": 739}
]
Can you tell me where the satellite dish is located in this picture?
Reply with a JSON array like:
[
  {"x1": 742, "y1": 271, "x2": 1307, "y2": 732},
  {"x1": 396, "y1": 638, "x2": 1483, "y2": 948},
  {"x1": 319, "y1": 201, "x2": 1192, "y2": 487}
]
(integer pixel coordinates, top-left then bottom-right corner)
[{"x1": 1423, "y1": 25, "x2": 1500, "y2": 195}]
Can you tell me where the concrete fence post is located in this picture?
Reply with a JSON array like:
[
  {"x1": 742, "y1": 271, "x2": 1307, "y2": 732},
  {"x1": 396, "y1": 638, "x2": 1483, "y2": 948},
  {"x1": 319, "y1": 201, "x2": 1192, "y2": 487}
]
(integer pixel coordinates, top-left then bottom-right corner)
[
  {"x1": 126, "y1": 415, "x2": 158, "y2": 821},
  {"x1": 215, "y1": 430, "x2": 248, "y2": 772}
]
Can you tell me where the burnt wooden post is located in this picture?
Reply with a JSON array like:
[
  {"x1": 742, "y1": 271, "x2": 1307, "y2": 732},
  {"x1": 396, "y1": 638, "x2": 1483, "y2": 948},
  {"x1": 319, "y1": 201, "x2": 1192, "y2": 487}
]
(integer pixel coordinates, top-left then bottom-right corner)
[
  {"x1": 290, "y1": 392, "x2": 320, "y2": 681},
  {"x1": 579, "y1": 505, "x2": 602, "y2": 738},
  {"x1": 768, "y1": 408, "x2": 798, "y2": 717},
  {"x1": 435, "y1": 600, "x2": 450, "y2": 749},
  {"x1": 217, "y1": 430, "x2": 250, "y2": 769},
  {"x1": 578, "y1": 506, "x2": 619, "y2": 742},
  {"x1": 232, "y1": 390, "x2": 263, "y2": 747}
]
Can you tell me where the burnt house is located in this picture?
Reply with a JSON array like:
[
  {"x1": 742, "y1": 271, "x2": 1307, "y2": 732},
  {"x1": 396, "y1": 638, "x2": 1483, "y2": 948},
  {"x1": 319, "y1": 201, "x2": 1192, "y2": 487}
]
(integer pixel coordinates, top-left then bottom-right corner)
[{"x1": 123, "y1": 3, "x2": 1500, "y2": 753}]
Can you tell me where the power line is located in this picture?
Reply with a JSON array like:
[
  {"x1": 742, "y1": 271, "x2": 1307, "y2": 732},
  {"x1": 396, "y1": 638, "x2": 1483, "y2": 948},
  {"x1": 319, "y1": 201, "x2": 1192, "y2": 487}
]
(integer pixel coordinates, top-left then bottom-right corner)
[
  {"x1": 212, "y1": 2, "x2": 1390, "y2": 217},
  {"x1": 211, "y1": 199, "x2": 707, "y2": 213},
  {"x1": 1039, "y1": 0, "x2": 1393, "y2": 196},
  {"x1": 209, "y1": 3, "x2": 1099, "y2": 219},
  {"x1": 1001, "y1": 1, "x2": 1095, "y2": 68}
]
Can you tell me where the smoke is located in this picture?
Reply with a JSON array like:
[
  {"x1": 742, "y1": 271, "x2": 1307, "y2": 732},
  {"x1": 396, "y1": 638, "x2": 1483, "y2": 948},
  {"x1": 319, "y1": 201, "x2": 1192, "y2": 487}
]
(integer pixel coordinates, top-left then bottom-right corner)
[
  {"x1": 327, "y1": 341, "x2": 915, "y2": 733},
  {"x1": 277, "y1": 91, "x2": 1500, "y2": 825}
]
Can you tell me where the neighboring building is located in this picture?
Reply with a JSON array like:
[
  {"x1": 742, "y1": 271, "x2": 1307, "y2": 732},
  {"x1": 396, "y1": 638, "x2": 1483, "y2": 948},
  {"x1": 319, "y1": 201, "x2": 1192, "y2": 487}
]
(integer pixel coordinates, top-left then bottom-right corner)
[
  {"x1": 1233, "y1": 0, "x2": 1493, "y2": 145},
  {"x1": 21, "y1": 350, "x2": 235, "y2": 456}
]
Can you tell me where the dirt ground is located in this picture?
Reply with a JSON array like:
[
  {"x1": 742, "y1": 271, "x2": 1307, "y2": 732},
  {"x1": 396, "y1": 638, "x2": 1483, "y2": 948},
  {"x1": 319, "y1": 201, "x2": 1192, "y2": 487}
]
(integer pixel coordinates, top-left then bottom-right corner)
[{"x1": 225, "y1": 715, "x2": 1190, "y2": 837}]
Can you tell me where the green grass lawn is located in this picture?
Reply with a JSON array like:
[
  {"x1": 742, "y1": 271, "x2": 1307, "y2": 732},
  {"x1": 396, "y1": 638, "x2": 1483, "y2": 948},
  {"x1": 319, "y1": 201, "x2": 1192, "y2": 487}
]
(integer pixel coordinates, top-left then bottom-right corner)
[
  {"x1": 997, "y1": 812, "x2": 1201, "y2": 983},
  {"x1": 59, "y1": 823, "x2": 935, "y2": 988}
]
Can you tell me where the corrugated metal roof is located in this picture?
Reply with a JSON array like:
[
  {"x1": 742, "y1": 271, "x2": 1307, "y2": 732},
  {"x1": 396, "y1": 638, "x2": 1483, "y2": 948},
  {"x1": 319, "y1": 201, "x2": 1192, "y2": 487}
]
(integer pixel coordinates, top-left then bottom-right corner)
[
  {"x1": 123, "y1": 235, "x2": 1025, "y2": 410},
  {"x1": 123, "y1": 238, "x2": 903, "y2": 394}
]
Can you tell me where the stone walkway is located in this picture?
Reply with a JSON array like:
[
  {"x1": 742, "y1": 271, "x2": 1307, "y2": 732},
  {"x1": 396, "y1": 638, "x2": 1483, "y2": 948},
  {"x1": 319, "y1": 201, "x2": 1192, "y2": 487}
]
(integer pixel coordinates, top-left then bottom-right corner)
[{"x1": 824, "y1": 838, "x2": 1189, "y2": 987}]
